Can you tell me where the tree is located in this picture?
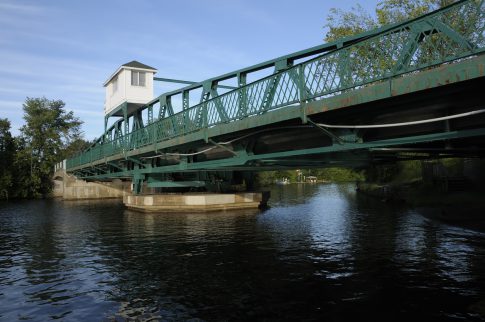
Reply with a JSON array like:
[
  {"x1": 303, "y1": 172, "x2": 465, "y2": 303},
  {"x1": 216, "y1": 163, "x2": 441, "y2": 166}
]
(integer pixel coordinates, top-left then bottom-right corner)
[
  {"x1": 324, "y1": 0, "x2": 457, "y2": 42},
  {"x1": 0, "y1": 119, "x2": 15, "y2": 199},
  {"x1": 375, "y1": 0, "x2": 456, "y2": 25},
  {"x1": 61, "y1": 134, "x2": 92, "y2": 160},
  {"x1": 323, "y1": 0, "x2": 461, "y2": 184},
  {"x1": 11, "y1": 136, "x2": 36, "y2": 198},
  {"x1": 20, "y1": 97, "x2": 83, "y2": 197},
  {"x1": 324, "y1": 4, "x2": 377, "y2": 42}
]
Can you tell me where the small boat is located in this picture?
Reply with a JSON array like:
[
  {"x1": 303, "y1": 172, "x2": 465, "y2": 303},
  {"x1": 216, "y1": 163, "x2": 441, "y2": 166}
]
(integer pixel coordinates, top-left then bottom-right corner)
[{"x1": 275, "y1": 178, "x2": 290, "y2": 185}]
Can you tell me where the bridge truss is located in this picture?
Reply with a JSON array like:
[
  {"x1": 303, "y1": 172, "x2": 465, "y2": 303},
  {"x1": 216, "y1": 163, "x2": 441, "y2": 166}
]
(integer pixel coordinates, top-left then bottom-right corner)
[{"x1": 67, "y1": 0, "x2": 485, "y2": 193}]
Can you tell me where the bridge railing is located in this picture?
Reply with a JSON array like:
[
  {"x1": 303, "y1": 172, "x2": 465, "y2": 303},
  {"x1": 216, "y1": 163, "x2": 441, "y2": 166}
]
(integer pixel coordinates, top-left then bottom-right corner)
[{"x1": 67, "y1": 0, "x2": 485, "y2": 170}]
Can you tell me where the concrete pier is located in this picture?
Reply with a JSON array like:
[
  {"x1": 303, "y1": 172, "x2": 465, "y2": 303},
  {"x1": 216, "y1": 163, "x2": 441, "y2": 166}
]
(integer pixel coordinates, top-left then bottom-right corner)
[
  {"x1": 124, "y1": 192, "x2": 269, "y2": 212},
  {"x1": 53, "y1": 169, "x2": 270, "y2": 212}
]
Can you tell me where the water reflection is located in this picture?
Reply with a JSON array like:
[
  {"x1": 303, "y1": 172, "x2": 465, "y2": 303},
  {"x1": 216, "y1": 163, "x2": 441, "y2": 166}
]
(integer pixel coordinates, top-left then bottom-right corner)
[{"x1": 0, "y1": 185, "x2": 484, "y2": 321}]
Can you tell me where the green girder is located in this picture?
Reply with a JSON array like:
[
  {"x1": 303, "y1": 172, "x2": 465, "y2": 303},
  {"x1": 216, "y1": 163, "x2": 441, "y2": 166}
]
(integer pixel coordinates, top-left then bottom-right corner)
[
  {"x1": 76, "y1": 127, "x2": 485, "y2": 180},
  {"x1": 67, "y1": 0, "x2": 485, "y2": 184}
]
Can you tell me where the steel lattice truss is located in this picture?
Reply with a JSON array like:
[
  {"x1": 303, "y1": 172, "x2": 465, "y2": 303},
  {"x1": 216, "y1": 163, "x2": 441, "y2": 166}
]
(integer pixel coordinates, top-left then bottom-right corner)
[{"x1": 67, "y1": 0, "x2": 485, "y2": 185}]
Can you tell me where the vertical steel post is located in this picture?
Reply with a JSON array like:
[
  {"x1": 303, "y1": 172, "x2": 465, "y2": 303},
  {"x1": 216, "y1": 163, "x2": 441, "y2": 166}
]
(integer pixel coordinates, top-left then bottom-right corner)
[
  {"x1": 182, "y1": 90, "x2": 190, "y2": 110},
  {"x1": 183, "y1": 90, "x2": 189, "y2": 134},
  {"x1": 123, "y1": 102, "x2": 129, "y2": 152},
  {"x1": 104, "y1": 116, "x2": 108, "y2": 143},
  {"x1": 237, "y1": 72, "x2": 247, "y2": 118},
  {"x1": 147, "y1": 105, "x2": 153, "y2": 124},
  {"x1": 298, "y1": 64, "x2": 307, "y2": 123},
  {"x1": 203, "y1": 101, "x2": 209, "y2": 143}
]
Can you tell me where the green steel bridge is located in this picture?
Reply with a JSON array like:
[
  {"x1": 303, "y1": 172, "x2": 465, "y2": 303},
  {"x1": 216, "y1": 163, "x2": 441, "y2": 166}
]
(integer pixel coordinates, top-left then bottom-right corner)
[{"x1": 66, "y1": 0, "x2": 485, "y2": 194}]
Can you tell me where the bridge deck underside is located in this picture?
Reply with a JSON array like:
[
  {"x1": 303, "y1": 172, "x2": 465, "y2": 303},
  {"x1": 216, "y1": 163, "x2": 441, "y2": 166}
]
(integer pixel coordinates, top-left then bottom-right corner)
[{"x1": 70, "y1": 55, "x2": 485, "y2": 181}]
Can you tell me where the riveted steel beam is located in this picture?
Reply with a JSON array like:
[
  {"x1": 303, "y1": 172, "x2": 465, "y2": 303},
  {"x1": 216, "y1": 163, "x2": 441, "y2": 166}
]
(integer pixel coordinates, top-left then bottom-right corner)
[{"x1": 66, "y1": 0, "x2": 485, "y2": 175}]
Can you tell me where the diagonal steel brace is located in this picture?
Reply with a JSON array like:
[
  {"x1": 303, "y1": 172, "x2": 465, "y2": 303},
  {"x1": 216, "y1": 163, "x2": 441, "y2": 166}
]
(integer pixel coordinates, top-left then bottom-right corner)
[{"x1": 307, "y1": 118, "x2": 345, "y2": 145}]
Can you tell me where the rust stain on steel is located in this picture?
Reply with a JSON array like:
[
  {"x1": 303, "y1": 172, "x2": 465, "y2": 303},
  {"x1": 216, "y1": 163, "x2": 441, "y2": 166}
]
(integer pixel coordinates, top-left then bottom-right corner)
[{"x1": 339, "y1": 96, "x2": 355, "y2": 107}]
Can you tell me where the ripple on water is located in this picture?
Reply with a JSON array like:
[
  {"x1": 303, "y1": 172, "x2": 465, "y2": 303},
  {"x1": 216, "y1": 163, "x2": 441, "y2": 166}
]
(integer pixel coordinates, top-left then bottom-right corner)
[{"x1": 0, "y1": 187, "x2": 484, "y2": 321}]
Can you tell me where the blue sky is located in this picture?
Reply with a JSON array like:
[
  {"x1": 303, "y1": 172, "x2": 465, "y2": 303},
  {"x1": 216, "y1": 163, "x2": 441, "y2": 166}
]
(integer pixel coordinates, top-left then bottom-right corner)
[{"x1": 0, "y1": 0, "x2": 379, "y2": 139}]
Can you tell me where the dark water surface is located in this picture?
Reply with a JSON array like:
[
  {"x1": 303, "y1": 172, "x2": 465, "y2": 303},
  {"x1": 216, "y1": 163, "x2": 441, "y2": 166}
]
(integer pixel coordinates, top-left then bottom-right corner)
[{"x1": 1, "y1": 184, "x2": 485, "y2": 321}]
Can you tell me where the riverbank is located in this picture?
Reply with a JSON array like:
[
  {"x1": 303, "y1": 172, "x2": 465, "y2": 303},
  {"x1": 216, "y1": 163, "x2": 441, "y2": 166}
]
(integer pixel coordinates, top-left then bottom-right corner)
[{"x1": 358, "y1": 180, "x2": 485, "y2": 226}]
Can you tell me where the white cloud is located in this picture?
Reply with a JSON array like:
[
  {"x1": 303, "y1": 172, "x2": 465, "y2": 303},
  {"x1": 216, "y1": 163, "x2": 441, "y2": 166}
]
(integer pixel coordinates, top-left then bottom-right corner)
[
  {"x1": 0, "y1": 1, "x2": 48, "y2": 33},
  {"x1": 0, "y1": 100, "x2": 23, "y2": 110},
  {"x1": 0, "y1": 87, "x2": 26, "y2": 95},
  {"x1": 0, "y1": 2, "x2": 44, "y2": 13}
]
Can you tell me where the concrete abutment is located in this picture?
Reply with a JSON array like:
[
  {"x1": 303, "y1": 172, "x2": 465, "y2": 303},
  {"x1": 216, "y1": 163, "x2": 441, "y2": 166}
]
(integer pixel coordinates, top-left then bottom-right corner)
[{"x1": 53, "y1": 170, "x2": 131, "y2": 200}]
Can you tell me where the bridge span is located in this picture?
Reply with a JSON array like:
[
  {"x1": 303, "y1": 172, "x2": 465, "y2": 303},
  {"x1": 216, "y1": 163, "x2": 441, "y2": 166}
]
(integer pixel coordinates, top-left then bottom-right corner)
[{"x1": 66, "y1": 0, "x2": 485, "y2": 196}]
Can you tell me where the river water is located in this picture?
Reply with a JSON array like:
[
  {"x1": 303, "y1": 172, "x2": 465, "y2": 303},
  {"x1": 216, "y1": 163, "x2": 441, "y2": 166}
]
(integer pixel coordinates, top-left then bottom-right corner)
[{"x1": 0, "y1": 183, "x2": 485, "y2": 321}]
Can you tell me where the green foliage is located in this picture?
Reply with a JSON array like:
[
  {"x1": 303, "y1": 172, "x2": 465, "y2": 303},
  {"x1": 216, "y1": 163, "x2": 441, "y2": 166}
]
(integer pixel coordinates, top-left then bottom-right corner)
[
  {"x1": 255, "y1": 167, "x2": 364, "y2": 186},
  {"x1": 324, "y1": 0, "x2": 457, "y2": 42},
  {"x1": 315, "y1": 167, "x2": 365, "y2": 182},
  {"x1": 21, "y1": 97, "x2": 82, "y2": 160},
  {"x1": 394, "y1": 160, "x2": 423, "y2": 182},
  {"x1": 11, "y1": 137, "x2": 36, "y2": 199},
  {"x1": 324, "y1": 4, "x2": 377, "y2": 42},
  {"x1": 376, "y1": 0, "x2": 454, "y2": 25},
  {"x1": 365, "y1": 164, "x2": 399, "y2": 183},
  {"x1": 440, "y1": 158, "x2": 464, "y2": 176},
  {"x1": 0, "y1": 119, "x2": 15, "y2": 198},
  {"x1": 366, "y1": 160, "x2": 424, "y2": 184},
  {"x1": 255, "y1": 170, "x2": 297, "y2": 186},
  {"x1": 19, "y1": 98, "x2": 83, "y2": 197},
  {"x1": 254, "y1": 171, "x2": 272, "y2": 186},
  {"x1": 62, "y1": 137, "x2": 92, "y2": 160},
  {"x1": 365, "y1": 158, "x2": 468, "y2": 184},
  {"x1": 324, "y1": 0, "x2": 461, "y2": 186},
  {"x1": 0, "y1": 98, "x2": 86, "y2": 199}
]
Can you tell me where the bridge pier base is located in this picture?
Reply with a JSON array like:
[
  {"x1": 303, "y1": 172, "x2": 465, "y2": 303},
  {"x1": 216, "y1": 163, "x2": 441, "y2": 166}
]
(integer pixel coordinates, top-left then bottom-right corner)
[{"x1": 123, "y1": 191, "x2": 270, "y2": 213}]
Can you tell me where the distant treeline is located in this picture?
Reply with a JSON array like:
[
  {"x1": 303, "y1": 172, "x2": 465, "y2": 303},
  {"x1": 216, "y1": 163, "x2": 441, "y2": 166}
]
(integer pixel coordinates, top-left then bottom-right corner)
[
  {"x1": 254, "y1": 158, "x2": 473, "y2": 187},
  {"x1": 255, "y1": 168, "x2": 365, "y2": 186},
  {"x1": 0, "y1": 98, "x2": 89, "y2": 199}
]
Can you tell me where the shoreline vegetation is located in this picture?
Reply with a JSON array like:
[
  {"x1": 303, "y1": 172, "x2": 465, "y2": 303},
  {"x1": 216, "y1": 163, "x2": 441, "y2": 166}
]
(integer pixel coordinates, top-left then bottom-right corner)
[
  {"x1": 255, "y1": 168, "x2": 365, "y2": 187},
  {"x1": 0, "y1": 98, "x2": 88, "y2": 200},
  {"x1": 255, "y1": 159, "x2": 485, "y2": 227}
]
